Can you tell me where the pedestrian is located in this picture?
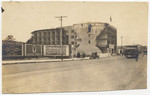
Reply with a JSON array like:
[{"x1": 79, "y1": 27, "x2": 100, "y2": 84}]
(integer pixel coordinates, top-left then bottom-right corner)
[
  {"x1": 82, "y1": 52, "x2": 86, "y2": 58},
  {"x1": 77, "y1": 52, "x2": 80, "y2": 58},
  {"x1": 120, "y1": 50, "x2": 123, "y2": 57}
]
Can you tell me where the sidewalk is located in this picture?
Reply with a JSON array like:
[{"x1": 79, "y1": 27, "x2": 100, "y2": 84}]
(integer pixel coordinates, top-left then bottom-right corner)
[
  {"x1": 2, "y1": 57, "x2": 90, "y2": 65},
  {"x1": 2, "y1": 54, "x2": 119, "y2": 65}
]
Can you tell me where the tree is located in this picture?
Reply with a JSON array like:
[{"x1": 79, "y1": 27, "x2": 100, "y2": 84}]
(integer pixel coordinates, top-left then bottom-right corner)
[{"x1": 3, "y1": 35, "x2": 15, "y2": 41}]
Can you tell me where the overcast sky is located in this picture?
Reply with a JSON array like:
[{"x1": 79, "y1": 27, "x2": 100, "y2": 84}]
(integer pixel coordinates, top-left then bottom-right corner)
[{"x1": 2, "y1": 1, "x2": 148, "y2": 46}]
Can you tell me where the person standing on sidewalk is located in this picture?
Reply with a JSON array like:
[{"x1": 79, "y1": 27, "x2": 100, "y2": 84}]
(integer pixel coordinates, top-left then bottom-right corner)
[
  {"x1": 82, "y1": 52, "x2": 86, "y2": 58},
  {"x1": 120, "y1": 50, "x2": 123, "y2": 57},
  {"x1": 77, "y1": 52, "x2": 80, "y2": 58}
]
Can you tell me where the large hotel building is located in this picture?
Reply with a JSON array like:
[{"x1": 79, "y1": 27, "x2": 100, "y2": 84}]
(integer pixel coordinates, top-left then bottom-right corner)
[{"x1": 27, "y1": 22, "x2": 117, "y2": 55}]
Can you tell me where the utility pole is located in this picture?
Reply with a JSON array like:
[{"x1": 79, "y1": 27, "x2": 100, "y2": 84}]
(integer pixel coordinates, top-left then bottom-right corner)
[
  {"x1": 121, "y1": 36, "x2": 123, "y2": 51},
  {"x1": 55, "y1": 16, "x2": 67, "y2": 60}
]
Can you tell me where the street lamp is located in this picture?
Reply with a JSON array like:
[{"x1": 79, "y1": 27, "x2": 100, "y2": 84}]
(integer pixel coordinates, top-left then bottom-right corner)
[{"x1": 121, "y1": 36, "x2": 123, "y2": 49}]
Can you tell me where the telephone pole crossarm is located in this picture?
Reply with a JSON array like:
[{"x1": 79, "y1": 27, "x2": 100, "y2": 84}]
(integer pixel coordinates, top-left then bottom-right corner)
[{"x1": 55, "y1": 16, "x2": 67, "y2": 18}]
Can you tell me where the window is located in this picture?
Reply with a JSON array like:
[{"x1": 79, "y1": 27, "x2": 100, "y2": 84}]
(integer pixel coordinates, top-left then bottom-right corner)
[
  {"x1": 62, "y1": 31, "x2": 66, "y2": 35},
  {"x1": 44, "y1": 37, "x2": 47, "y2": 42},
  {"x1": 39, "y1": 32, "x2": 42, "y2": 37},
  {"x1": 71, "y1": 36, "x2": 74, "y2": 38},
  {"x1": 57, "y1": 31, "x2": 59, "y2": 35},
  {"x1": 39, "y1": 38, "x2": 41, "y2": 43},
  {"x1": 44, "y1": 32, "x2": 47, "y2": 36},
  {"x1": 34, "y1": 33, "x2": 37, "y2": 37},
  {"x1": 52, "y1": 31, "x2": 55, "y2": 36},
  {"x1": 71, "y1": 30, "x2": 74, "y2": 33},
  {"x1": 71, "y1": 41, "x2": 74, "y2": 44},
  {"x1": 88, "y1": 40, "x2": 90, "y2": 44},
  {"x1": 112, "y1": 49, "x2": 114, "y2": 53},
  {"x1": 48, "y1": 32, "x2": 50, "y2": 36},
  {"x1": 52, "y1": 41, "x2": 55, "y2": 45},
  {"x1": 47, "y1": 37, "x2": 50, "y2": 41}
]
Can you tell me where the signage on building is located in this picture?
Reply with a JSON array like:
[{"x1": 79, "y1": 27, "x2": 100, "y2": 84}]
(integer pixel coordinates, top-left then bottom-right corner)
[
  {"x1": 2, "y1": 42, "x2": 23, "y2": 57},
  {"x1": 25, "y1": 44, "x2": 42, "y2": 56},
  {"x1": 43, "y1": 45, "x2": 69, "y2": 56}
]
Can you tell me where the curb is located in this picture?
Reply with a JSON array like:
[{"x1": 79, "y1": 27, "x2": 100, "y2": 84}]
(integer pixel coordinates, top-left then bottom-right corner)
[
  {"x1": 2, "y1": 58, "x2": 90, "y2": 65},
  {"x1": 2, "y1": 56, "x2": 117, "y2": 65}
]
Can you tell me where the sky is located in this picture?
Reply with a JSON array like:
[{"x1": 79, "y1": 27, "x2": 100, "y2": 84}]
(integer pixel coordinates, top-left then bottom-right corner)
[{"x1": 2, "y1": 1, "x2": 148, "y2": 46}]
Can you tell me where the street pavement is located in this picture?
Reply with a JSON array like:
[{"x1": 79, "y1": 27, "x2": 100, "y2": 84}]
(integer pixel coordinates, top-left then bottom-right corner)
[{"x1": 2, "y1": 56, "x2": 147, "y2": 93}]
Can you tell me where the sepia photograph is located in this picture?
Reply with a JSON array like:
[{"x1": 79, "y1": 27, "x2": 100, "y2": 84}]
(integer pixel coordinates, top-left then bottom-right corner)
[{"x1": 1, "y1": 1, "x2": 148, "y2": 94}]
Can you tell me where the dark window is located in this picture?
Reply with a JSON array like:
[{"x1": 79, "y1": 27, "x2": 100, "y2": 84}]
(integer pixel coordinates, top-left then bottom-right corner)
[
  {"x1": 62, "y1": 31, "x2": 66, "y2": 35},
  {"x1": 57, "y1": 31, "x2": 59, "y2": 34},
  {"x1": 39, "y1": 32, "x2": 42, "y2": 36},
  {"x1": 34, "y1": 33, "x2": 37, "y2": 37},
  {"x1": 112, "y1": 49, "x2": 114, "y2": 53},
  {"x1": 66, "y1": 36, "x2": 69, "y2": 44},
  {"x1": 71, "y1": 36, "x2": 74, "y2": 38},
  {"x1": 47, "y1": 37, "x2": 50, "y2": 41},
  {"x1": 62, "y1": 41, "x2": 65, "y2": 45},
  {"x1": 71, "y1": 30, "x2": 74, "y2": 33},
  {"x1": 71, "y1": 42, "x2": 74, "y2": 44},
  {"x1": 89, "y1": 40, "x2": 90, "y2": 44}
]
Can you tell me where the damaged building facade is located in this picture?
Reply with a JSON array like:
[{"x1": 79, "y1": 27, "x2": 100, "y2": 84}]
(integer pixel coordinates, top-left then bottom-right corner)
[{"x1": 28, "y1": 22, "x2": 117, "y2": 56}]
